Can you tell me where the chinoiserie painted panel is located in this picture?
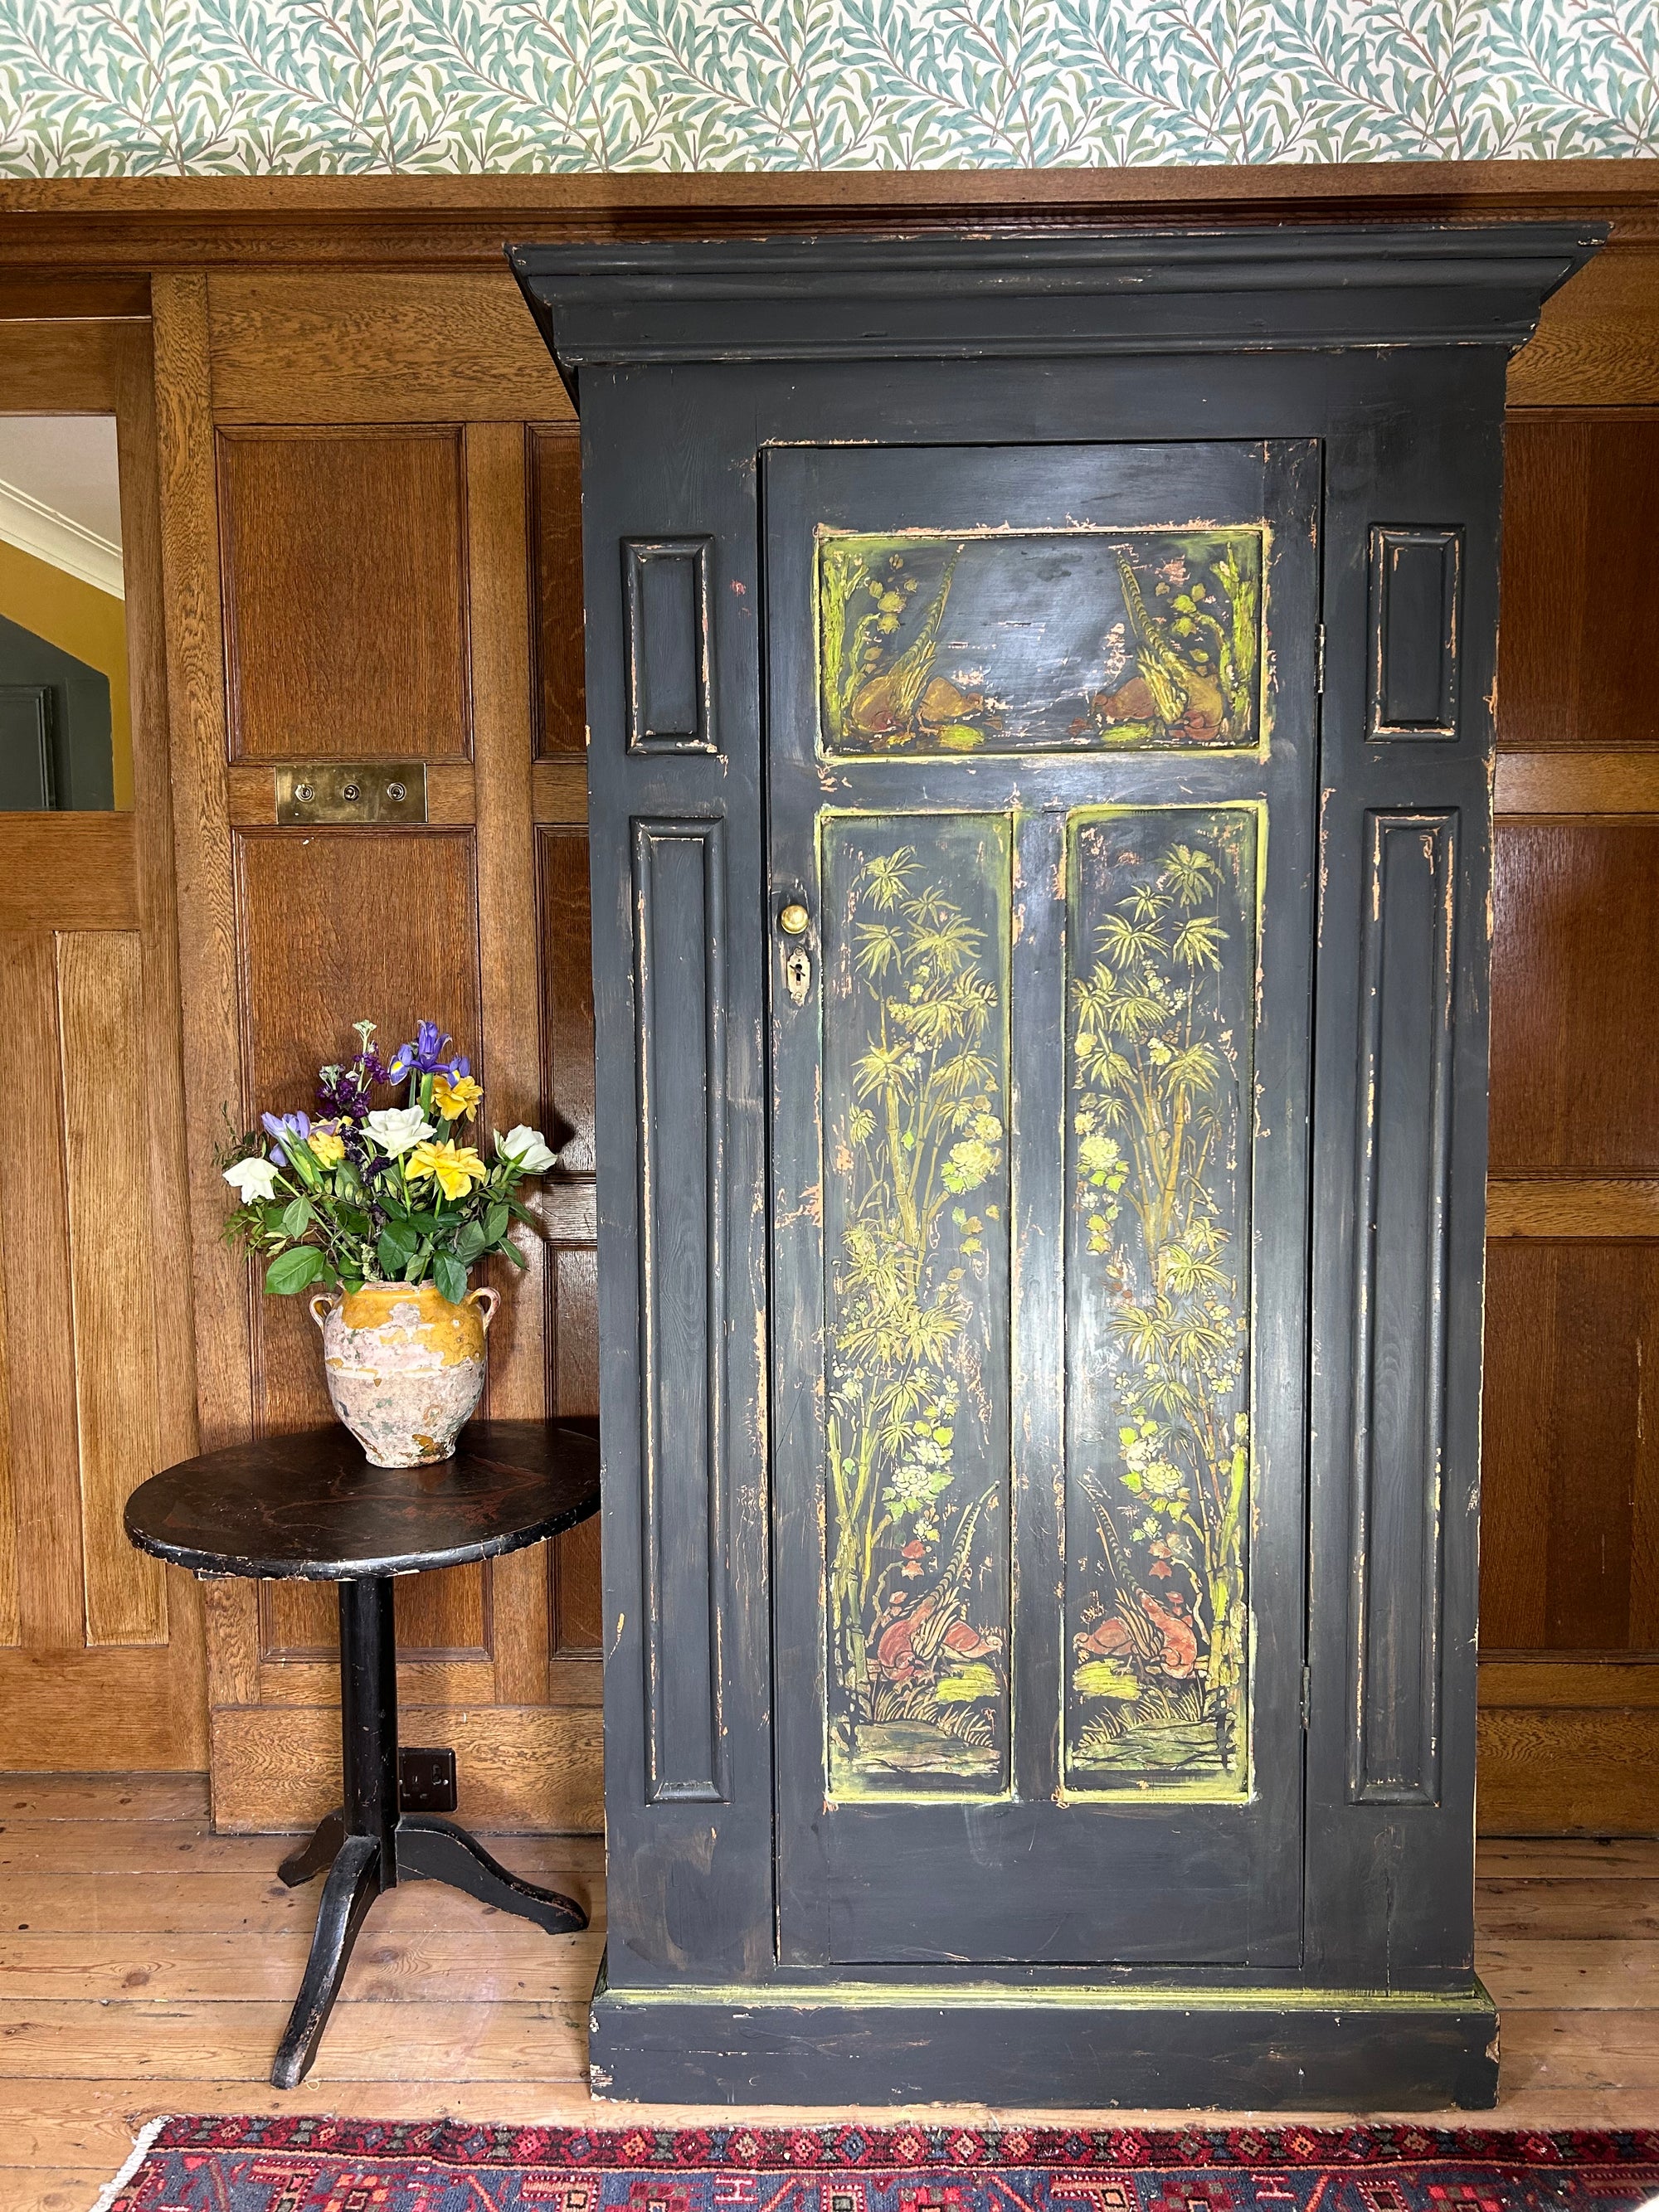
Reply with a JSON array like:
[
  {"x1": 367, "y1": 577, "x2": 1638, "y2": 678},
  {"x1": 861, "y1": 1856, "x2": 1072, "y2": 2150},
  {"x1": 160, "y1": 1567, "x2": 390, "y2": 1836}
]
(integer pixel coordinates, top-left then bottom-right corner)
[
  {"x1": 1065, "y1": 805, "x2": 1257, "y2": 1797},
  {"x1": 820, "y1": 529, "x2": 1264, "y2": 755},
  {"x1": 822, "y1": 811, "x2": 1012, "y2": 1797}
]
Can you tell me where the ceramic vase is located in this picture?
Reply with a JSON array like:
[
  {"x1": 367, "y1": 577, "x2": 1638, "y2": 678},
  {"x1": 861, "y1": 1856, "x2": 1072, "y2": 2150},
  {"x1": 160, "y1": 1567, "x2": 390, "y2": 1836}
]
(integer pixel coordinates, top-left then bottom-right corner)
[{"x1": 308, "y1": 1279, "x2": 499, "y2": 1466}]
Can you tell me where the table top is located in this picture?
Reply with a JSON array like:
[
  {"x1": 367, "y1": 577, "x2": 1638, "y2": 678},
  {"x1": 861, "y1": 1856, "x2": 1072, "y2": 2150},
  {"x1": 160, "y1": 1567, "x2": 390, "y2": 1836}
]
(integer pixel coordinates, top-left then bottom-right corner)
[{"x1": 124, "y1": 1419, "x2": 601, "y2": 1581}]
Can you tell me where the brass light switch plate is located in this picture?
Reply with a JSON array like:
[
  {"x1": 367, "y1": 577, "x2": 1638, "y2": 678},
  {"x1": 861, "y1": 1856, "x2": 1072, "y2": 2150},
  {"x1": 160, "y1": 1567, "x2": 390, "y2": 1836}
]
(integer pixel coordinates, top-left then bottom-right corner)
[{"x1": 276, "y1": 762, "x2": 428, "y2": 825}]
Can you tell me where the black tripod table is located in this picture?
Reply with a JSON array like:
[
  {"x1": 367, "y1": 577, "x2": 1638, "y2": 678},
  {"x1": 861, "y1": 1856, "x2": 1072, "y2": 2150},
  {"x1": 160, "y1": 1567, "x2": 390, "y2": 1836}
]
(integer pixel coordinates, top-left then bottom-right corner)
[{"x1": 124, "y1": 1418, "x2": 601, "y2": 2088}]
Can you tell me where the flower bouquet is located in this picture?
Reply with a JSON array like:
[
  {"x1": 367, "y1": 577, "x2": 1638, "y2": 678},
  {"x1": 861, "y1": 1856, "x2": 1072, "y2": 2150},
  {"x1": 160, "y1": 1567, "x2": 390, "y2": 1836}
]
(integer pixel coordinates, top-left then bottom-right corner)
[{"x1": 222, "y1": 1019, "x2": 558, "y2": 1466}]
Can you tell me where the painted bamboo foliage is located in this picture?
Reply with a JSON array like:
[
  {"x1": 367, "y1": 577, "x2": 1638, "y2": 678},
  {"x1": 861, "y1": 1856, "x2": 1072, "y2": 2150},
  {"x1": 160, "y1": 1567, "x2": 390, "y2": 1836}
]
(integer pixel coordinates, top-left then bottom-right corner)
[
  {"x1": 1064, "y1": 807, "x2": 1258, "y2": 1795},
  {"x1": 819, "y1": 530, "x2": 1262, "y2": 756},
  {"x1": 821, "y1": 814, "x2": 1012, "y2": 1796}
]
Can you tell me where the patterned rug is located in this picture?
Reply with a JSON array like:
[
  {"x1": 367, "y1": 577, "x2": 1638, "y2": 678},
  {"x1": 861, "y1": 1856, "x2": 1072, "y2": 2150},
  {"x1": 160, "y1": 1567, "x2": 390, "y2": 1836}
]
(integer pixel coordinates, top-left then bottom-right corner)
[{"x1": 95, "y1": 2118, "x2": 1659, "y2": 2212}]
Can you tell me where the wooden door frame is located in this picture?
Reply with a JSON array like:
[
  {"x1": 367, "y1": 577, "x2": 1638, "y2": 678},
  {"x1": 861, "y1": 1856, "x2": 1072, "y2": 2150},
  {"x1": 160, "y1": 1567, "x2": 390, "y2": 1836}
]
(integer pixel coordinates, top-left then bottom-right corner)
[{"x1": 0, "y1": 292, "x2": 204, "y2": 1766}]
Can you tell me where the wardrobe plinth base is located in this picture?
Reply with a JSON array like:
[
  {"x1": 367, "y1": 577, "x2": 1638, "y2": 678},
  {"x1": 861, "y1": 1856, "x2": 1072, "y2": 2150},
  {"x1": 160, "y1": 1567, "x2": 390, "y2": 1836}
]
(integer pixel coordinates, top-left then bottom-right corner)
[{"x1": 588, "y1": 1961, "x2": 1500, "y2": 2110}]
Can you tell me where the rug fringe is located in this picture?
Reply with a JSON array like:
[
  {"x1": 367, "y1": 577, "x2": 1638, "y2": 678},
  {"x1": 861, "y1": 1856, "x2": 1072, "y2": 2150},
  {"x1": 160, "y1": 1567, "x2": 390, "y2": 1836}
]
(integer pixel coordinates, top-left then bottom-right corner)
[{"x1": 85, "y1": 2112, "x2": 170, "y2": 2212}]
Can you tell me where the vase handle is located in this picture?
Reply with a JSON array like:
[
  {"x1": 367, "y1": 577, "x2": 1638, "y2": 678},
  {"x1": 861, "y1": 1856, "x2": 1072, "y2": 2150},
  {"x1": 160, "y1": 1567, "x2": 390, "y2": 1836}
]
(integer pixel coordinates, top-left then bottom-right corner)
[
  {"x1": 308, "y1": 1291, "x2": 338, "y2": 1333},
  {"x1": 465, "y1": 1286, "x2": 501, "y2": 1333}
]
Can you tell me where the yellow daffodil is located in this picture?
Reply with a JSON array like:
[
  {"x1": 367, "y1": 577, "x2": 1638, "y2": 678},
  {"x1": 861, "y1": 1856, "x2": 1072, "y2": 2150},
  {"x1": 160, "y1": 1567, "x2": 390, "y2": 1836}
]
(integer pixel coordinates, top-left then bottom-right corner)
[
  {"x1": 406, "y1": 1138, "x2": 488, "y2": 1201},
  {"x1": 308, "y1": 1126, "x2": 346, "y2": 1168},
  {"x1": 431, "y1": 1072, "x2": 484, "y2": 1123}
]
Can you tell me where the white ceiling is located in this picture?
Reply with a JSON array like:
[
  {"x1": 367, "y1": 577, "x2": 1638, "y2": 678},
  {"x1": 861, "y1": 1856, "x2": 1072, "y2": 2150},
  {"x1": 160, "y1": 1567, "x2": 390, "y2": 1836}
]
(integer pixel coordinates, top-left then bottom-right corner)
[
  {"x1": 0, "y1": 416, "x2": 124, "y2": 598},
  {"x1": 0, "y1": 416, "x2": 122, "y2": 546}
]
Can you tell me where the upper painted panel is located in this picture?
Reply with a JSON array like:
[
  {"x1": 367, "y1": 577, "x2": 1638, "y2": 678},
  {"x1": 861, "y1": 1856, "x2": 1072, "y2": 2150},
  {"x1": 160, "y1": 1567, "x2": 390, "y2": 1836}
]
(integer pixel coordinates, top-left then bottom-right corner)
[{"x1": 819, "y1": 529, "x2": 1264, "y2": 756}]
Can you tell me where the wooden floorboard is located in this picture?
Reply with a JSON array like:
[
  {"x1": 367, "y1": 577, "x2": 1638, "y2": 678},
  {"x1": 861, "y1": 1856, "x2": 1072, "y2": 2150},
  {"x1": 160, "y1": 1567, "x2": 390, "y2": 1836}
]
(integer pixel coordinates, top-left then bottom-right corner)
[{"x1": 4, "y1": 1777, "x2": 1659, "y2": 2204}]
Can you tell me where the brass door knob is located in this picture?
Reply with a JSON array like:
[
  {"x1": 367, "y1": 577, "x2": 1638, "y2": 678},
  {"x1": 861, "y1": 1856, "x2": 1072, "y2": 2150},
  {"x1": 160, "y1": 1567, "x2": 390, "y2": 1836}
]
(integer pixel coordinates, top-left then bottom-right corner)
[{"x1": 778, "y1": 902, "x2": 810, "y2": 936}]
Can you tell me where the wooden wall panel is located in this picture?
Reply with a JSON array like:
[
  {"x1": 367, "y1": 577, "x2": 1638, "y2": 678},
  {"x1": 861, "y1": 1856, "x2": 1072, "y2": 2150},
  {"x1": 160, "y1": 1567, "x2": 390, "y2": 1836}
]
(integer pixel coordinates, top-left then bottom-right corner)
[
  {"x1": 207, "y1": 273, "x2": 573, "y2": 427},
  {"x1": 1490, "y1": 824, "x2": 1659, "y2": 1174},
  {"x1": 1482, "y1": 1242, "x2": 1659, "y2": 1655},
  {"x1": 539, "y1": 826, "x2": 595, "y2": 1176},
  {"x1": 0, "y1": 1163, "x2": 14, "y2": 1645},
  {"x1": 1498, "y1": 417, "x2": 1659, "y2": 752},
  {"x1": 218, "y1": 427, "x2": 469, "y2": 762},
  {"x1": 532, "y1": 425, "x2": 595, "y2": 1684},
  {"x1": 1477, "y1": 1705, "x2": 1659, "y2": 1832},
  {"x1": 233, "y1": 827, "x2": 487, "y2": 1665},
  {"x1": 551, "y1": 1246, "x2": 601, "y2": 1655},
  {"x1": 1506, "y1": 246, "x2": 1659, "y2": 409},
  {"x1": 56, "y1": 929, "x2": 167, "y2": 1646},
  {"x1": 2, "y1": 932, "x2": 84, "y2": 1652},
  {"x1": 531, "y1": 425, "x2": 585, "y2": 757}
]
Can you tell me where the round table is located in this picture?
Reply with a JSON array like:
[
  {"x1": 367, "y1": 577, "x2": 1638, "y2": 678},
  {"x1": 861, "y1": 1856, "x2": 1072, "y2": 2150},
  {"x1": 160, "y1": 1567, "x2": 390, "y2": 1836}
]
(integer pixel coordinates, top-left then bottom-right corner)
[{"x1": 125, "y1": 1418, "x2": 601, "y2": 2090}]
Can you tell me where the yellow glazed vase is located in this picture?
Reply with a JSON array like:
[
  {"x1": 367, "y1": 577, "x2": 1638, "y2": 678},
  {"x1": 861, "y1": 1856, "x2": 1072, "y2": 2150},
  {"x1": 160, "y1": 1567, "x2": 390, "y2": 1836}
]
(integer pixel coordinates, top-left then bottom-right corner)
[{"x1": 308, "y1": 1279, "x2": 499, "y2": 1467}]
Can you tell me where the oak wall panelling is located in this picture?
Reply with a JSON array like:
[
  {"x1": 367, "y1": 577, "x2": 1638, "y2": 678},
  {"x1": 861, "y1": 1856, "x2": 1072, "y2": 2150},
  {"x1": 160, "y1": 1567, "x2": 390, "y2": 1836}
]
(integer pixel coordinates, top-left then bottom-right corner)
[
  {"x1": 8, "y1": 171, "x2": 1647, "y2": 1829},
  {"x1": 217, "y1": 425, "x2": 470, "y2": 761},
  {"x1": 206, "y1": 273, "x2": 573, "y2": 426},
  {"x1": 1497, "y1": 415, "x2": 1659, "y2": 750},
  {"x1": 1484, "y1": 392, "x2": 1659, "y2": 1832},
  {"x1": 0, "y1": 312, "x2": 205, "y2": 1770},
  {"x1": 530, "y1": 425, "x2": 585, "y2": 758},
  {"x1": 1490, "y1": 824, "x2": 1659, "y2": 1175},
  {"x1": 153, "y1": 268, "x2": 599, "y2": 1830}
]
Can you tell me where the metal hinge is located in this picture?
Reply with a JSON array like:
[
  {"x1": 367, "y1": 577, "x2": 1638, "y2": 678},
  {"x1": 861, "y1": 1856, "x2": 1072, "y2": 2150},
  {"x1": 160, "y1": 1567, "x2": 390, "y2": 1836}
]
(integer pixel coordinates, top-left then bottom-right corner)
[
  {"x1": 1301, "y1": 1664, "x2": 1311, "y2": 1730},
  {"x1": 1315, "y1": 623, "x2": 1326, "y2": 696}
]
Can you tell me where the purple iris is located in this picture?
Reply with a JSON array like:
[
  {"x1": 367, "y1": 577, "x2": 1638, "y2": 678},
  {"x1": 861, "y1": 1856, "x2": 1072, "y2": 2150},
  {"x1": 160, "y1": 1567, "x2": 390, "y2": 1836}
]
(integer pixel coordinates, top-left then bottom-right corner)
[
  {"x1": 388, "y1": 1021, "x2": 454, "y2": 1083},
  {"x1": 260, "y1": 1109, "x2": 310, "y2": 1169},
  {"x1": 317, "y1": 1043, "x2": 388, "y2": 1123}
]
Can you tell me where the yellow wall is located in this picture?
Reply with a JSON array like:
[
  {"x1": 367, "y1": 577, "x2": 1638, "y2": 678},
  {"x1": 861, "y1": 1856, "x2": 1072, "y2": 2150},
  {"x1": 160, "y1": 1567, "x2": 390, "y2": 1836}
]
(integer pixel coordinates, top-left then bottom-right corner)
[{"x1": 0, "y1": 537, "x2": 131, "y2": 809}]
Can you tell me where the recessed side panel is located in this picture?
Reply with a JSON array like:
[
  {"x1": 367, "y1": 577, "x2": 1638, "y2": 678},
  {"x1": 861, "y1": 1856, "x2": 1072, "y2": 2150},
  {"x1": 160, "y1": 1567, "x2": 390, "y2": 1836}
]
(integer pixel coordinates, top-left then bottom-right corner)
[
  {"x1": 819, "y1": 529, "x2": 1263, "y2": 756},
  {"x1": 1370, "y1": 528, "x2": 1462, "y2": 739},
  {"x1": 1063, "y1": 805, "x2": 1258, "y2": 1799},
  {"x1": 820, "y1": 811, "x2": 1013, "y2": 1800},
  {"x1": 634, "y1": 817, "x2": 727, "y2": 1804},
  {"x1": 625, "y1": 537, "x2": 716, "y2": 754},
  {"x1": 1349, "y1": 810, "x2": 1457, "y2": 1806}
]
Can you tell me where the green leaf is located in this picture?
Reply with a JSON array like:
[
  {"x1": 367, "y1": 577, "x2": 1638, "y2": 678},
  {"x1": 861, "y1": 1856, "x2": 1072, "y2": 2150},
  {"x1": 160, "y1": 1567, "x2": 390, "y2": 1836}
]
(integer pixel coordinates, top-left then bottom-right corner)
[
  {"x1": 377, "y1": 1228, "x2": 411, "y2": 1277},
  {"x1": 280, "y1": 1196, "x2": 313, "y2": 1239},
  {"x1": 454, "y1": 1221, "x2": 488, "y2": 1265},
  {"x1": 265, "y1": 1246, "x2": 324, "y2": 1295},
  {"x1": 433, "y1": 1254, "x2": 468, "y2": 1305},
  {"x1": 485, "y1": 1203, "x2": 508, "y2": 1247},
  {"x1": 378, "y1": 1218, "x2": 418, "y2": 1266}
]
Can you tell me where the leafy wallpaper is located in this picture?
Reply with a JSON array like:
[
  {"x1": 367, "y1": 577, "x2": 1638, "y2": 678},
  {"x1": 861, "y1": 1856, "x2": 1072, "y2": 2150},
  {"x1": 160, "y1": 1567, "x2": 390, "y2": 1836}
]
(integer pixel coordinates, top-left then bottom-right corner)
[{"x1": 0, "y1": 1, "x2": 1653, "y2": 173}]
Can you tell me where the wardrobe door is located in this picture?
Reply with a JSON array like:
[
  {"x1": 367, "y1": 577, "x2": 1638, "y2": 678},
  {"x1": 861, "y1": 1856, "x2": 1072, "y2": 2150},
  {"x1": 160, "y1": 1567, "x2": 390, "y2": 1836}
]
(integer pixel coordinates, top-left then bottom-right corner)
[{"x1": 766, "y1": 438, "x2": 1321, "y2": 1965}]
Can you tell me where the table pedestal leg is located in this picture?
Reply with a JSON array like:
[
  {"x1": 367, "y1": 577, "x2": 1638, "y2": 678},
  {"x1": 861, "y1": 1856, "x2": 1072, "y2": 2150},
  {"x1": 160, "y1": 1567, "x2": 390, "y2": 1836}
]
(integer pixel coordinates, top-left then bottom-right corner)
[
  {"x1": 397, "y1": 1814, "x2": 586, "y2": 1932},
  {"x1": 271, "y1": 1576, "x2": 397, "y2": 2087},
  {"x1": 277, "y1": 1809, "x2": 345, "y2": 1888},
  {"x1": 270, "y1": 1572, "x2": 591, "y2": 2089},
  {"x1": 270, "y1": 1834, "x2": 382, "y2": 2088}
]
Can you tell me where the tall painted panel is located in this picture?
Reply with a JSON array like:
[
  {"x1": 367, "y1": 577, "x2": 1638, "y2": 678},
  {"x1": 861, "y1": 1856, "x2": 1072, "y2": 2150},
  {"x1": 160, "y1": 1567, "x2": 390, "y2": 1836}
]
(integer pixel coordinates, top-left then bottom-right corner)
[
  {"x1": 820, "y1": 811, "x2": 1011, "y2": 1796},
  {"x1": 1064, "y1": 805, "x2": 1258, "y2": 1796}
]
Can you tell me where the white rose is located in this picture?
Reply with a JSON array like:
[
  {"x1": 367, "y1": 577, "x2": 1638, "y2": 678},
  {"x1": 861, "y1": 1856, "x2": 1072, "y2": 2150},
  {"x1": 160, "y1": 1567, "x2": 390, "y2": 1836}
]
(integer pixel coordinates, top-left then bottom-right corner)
[
  {"x1": 224, "y1": 1156, "x2": 280, "y2": 1203},
  {"x1": 496, "y1": 1125, "x2": 557, "y2": 1175},
  {"x1": 365, "y1": 1106, "x2": 435, "y2": 1156}
]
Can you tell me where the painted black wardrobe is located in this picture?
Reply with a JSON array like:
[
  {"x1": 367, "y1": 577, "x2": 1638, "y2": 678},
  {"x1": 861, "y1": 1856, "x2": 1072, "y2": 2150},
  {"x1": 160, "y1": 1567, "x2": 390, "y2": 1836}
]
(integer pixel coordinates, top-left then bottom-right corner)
[{"x1": 511, "y1": 225, "x2": 1602, "y2": 2108}]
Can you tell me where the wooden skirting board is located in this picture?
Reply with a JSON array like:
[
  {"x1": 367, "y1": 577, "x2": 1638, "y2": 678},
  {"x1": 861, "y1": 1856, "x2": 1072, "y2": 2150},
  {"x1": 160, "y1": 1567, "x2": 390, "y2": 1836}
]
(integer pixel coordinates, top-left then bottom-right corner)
[{"x1": 209, "y1": 1700, "x2": 603, "y2": 1834}]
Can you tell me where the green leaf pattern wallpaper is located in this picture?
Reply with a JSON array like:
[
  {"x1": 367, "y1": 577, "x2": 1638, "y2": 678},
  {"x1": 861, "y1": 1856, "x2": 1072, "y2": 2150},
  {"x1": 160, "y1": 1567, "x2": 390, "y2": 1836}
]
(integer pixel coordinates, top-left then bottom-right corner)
[{"x1": 0, "y1": 1, "x2": 1652, "y2": 173}]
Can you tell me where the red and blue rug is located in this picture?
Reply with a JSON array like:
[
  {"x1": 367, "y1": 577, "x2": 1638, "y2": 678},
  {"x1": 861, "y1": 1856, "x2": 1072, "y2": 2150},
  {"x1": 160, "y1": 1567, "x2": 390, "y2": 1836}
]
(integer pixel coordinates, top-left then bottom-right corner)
[{"x1": 97, "y1": 2118, "x2": 1659, "y2": 2212}]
